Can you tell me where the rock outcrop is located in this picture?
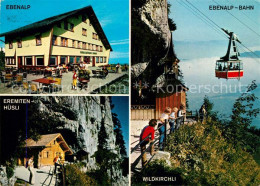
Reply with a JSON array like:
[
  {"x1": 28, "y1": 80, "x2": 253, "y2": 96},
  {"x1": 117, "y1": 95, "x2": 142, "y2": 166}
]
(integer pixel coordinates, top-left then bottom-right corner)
[
  {"x1": 36, "y1": 96, "x2": 128, "y2": 185},
  {"x1": 131, "y1": 0, "x2": 176, "y2": 90}
]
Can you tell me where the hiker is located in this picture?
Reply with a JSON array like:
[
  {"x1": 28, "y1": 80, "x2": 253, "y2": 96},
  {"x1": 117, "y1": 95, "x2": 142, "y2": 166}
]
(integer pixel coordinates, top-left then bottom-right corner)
[
  {"x1": 116, "y1": 63, "x2": 120, "y2": 73},
  {"x1": 72, "y1": 70, "x2": 77, "y2": 90},
  {"x1": 176, "y1": 104, "x2": 185, "y2": 130},
  {"x1": 28, "y1": 156, "x2": 35, "y2": 185},
  {"x1": 140, "y1": 119, "x2": 157, "y2": 167},
  {"x1": 53, "y1": 155, "x2": 61, "y2": 174},
  {"x1": 169, "y1": 107, "x2": 178, "y2": 133},
  {"x1": 199, "y1": 104, "x2": 207, "y2": 123},
  {"x1": 158, "y1": 107, "x2": 171, "y2": 150}
]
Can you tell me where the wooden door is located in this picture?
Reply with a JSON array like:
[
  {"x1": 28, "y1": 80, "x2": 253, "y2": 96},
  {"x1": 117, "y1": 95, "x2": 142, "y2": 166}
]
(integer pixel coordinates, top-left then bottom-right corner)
[{"x1": 92, "y1": 57, "x2": 95, "y2": 66}]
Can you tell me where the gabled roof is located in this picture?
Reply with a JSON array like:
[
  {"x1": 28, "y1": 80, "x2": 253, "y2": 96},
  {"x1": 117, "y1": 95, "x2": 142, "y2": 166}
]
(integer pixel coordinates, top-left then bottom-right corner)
[
  {"x1": 0, "y1": 6, "x2": 112, "y2": 51},
  {"x1": 26, "y1": 133, "x2": 73, "y2": 155}
]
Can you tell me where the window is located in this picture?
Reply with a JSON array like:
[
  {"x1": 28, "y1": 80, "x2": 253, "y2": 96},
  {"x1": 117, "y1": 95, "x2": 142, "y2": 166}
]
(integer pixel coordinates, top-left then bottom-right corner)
[
  {"x1": 96, "y1": 57, "x2": 99, "y2": 63},
  {"x1": 88, "y1": 43, "x2": 92, "y2": 50},
  {"x1": 100, "y1": 46, "x2": 103, "y2": 52},
  {"x1": 82, "y1": 42, "x2": 86, "y2": 49},
  {"x1": 52, "y1": 36, "x2": 58, "y2": 45},
  {"x1": 9, "y1": 41, "x2": 13, "y2": 49},
  {"x1": 96, "y1": 45, "x2": 99, "y2": 51},
  {"x1": 93, "y1": 45, "x2": 96, "y2": 51},
  {"x1": 82, "y1": 28, "x2": 87, "y2": 36},
  {"x1": 92, "y1": 33, "x2": 98, "y2": 40},
  {"x1": 61, "y1": 37, "x2": 68, "y2": 47},
  {"x1": 76, "y1": 56, "x2": 81, "y2": 63},
  {"x1": 100, "y1": 57, "x2": 103, "y2": 63},
  {"x1": 104, "y1": 57, "x2": 107, "y2": 63},
  {"x1": 64, "y1": 21, "x2": 68, "y2": 30},
  {"x1": 78, "y1": 41, "x2": 81, "y2": 49},
  {"x1": 56, "y1": 152, "x2": 61, "y2": 157},
  {"x1": 72, "y1": 40, "x2": 75, "y2": 48},
  {"x1": 69, "y1": 23, "x2": 74, "y2": 31},
  {"x1": 5, "y1": 57, "x2": 15, "y2": 65},
  {"x1": 60, "y1": 56, "x2": 67, "y2": 65},
  {"x1": 69, "y1": 56, "x2": 75, "y2": 63},
  {"x1": 25, "y1": 57, "x2": 33, "y2": 66},
  {"x1": 36, "y1": 35, "x2": 42, "y2": 46},
  {"x1": 36, "y1": 56, "x2": 44, "y2": 66},
  {"x1": 53, "y1": 140, "x2": 56, "y2": 145},
  {"x1": 17, "y1": 40, "x2": 22, "y2": 48},
  {"x1": 43, "y1": 151, "x2": 49, "y2": 158},
  {"x1": 50, "y1": 56, "x2": 57, "y2": 66},
  {"x1": 82, "y1": 15, "x2": 87, "y2": 23}
]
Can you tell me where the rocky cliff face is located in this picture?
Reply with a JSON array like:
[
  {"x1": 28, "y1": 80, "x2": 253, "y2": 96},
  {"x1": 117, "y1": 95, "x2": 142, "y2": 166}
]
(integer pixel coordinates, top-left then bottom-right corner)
[
  {"x1": 36, "y1": 96, "x2": 128, "y2": 185},
  {"x1": 132, "y1": 0, "x2": 174, "y2": 88}
]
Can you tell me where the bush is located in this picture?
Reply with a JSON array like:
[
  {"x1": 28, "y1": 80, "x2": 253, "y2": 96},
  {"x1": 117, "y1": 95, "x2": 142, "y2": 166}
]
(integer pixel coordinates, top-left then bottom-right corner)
[
  {"x1": 6, "y1": 167, "x2": 14, "y2": 179},
  {"x1": 65, "y1": 164, "x2": 97, "y2": 186}
]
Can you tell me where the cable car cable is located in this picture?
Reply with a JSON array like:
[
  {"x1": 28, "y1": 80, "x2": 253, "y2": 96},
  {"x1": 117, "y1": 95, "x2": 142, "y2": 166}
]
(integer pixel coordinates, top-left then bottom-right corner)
[
  {"x1": 212, "y1": 0, "x2": 260, "y2": 38},
  {"x1": 185, "y1": 0, "x2": 223, "y2": 31},
  {"x1": 177, "y1": 0, "x2": 259, "y2": 60},
  {"x1": 177, "y1": 0, "x2": 228, "y2": 39},
  {"x1": 225, "y1": 0, "x2": 260, "y2": 28}
]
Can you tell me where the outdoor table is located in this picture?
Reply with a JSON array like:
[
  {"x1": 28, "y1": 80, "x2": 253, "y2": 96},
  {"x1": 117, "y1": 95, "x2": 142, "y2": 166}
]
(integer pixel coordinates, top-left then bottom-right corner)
[{"x1": 32, "y1": 78, "x2": 57, "y2": 93}]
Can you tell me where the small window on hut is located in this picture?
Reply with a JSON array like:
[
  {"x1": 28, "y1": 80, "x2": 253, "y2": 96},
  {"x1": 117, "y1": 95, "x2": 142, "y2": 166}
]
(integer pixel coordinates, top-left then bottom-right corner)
[
  {"x1": 17, "y1": 39, "x2": 22, "y2": 48},
  {"x1": 43, "y1": 151, "x2": 49, "y2": 158},
  {"x1": 9, "y1": 41, "x2": 13, "y2": 49},
  {"x1": 36, "y1": 35, "x2": 42, "y2": 46},
  {"x1": 82, "y1": 28, "x2": 87, "y2": 36}
]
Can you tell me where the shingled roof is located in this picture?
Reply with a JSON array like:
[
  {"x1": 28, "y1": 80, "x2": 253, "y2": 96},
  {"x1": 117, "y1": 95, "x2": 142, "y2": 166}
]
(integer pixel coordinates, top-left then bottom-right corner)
[
  {"x1": 26, "y1": 133, "x2": 73, "y2": 155},
  {"x1": 0, "y1": 6, "x2": 112, "y2": 51}
]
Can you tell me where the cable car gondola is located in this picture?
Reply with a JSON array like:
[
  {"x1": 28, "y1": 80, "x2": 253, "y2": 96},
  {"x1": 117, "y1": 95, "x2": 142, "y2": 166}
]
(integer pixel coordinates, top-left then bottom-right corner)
[{"x1": 215, "y1": 29, "x2": 243, "y2": 79}]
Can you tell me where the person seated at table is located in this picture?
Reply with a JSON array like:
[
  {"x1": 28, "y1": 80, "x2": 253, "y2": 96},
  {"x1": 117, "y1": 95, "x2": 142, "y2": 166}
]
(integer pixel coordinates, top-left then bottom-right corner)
[{"x1": 72, "y1": 70, "x2": 77, "y2": 90}]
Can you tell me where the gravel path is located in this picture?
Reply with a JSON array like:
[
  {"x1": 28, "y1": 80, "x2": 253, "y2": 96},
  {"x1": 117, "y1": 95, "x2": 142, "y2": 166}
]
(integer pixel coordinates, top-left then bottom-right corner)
[{"x1": 15, "y1": 166, "x2": 56, "y2": 186}]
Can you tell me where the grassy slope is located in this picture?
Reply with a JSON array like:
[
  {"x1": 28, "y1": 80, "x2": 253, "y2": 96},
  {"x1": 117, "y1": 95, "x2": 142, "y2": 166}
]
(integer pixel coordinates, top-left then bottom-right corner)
[
  {"x1": 165, "y1": 121, "x2": 260, "y2": 185},
  {"x1": 132, "y1": 121, "x2": 260, "y2": 185}
]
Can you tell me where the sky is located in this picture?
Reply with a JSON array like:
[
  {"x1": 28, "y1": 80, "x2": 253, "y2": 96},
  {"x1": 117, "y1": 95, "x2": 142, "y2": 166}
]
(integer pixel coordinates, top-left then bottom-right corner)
[
  {"x1": 169, "y1": 0, "x2": 260, "y2": 127},
  {"x1": 0, "y1": 0, "x2": 129, "y2": 64},
  {"x1": 111, "y1": 96, "x2": 129, "y2": 156},
  {"x1": 169, "y1": 0, "x2": 260, "y2": 59}
]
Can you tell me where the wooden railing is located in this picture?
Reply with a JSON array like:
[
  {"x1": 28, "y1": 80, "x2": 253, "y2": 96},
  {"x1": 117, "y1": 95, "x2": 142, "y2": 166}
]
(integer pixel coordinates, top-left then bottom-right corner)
[{"x1": 131, "y1": 105, "x2": 156, "y2": 120}]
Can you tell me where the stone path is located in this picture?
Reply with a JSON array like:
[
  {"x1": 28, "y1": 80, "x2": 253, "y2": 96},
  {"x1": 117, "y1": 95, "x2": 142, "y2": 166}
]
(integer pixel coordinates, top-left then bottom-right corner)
[
  {"x1": 15, "y1": 166, "x2": 57, "y2": 186},
  {"x1": 0, "y1": 67, "x2": 128, "y2": 94}
]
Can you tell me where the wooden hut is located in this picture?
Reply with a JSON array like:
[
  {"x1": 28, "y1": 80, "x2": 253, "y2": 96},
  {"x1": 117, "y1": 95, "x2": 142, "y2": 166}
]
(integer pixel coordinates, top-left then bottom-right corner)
[{"x1": 18, "y1": 133, "x2": 73, "y2": 167}]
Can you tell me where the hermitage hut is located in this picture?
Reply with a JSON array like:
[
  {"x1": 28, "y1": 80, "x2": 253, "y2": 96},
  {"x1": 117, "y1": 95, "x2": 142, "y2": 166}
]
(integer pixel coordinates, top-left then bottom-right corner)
[{"x1": 18, "y1": 133, "x2": 73, "y2": 167}]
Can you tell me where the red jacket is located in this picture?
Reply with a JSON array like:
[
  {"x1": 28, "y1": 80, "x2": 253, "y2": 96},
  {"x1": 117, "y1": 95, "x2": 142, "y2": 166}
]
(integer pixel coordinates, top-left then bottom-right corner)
[
  {"x1": 140, "y1": 126, "x2": 155, "y2": 141},
  {"x1": 73, "y1": 73, "x2": 77, "y2": 79}
]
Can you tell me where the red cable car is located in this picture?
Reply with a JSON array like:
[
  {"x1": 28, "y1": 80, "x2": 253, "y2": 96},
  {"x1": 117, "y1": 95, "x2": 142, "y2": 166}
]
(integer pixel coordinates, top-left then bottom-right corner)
[{"x1": 215, "y1": 29, "x2": 243, "y2": 79}]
